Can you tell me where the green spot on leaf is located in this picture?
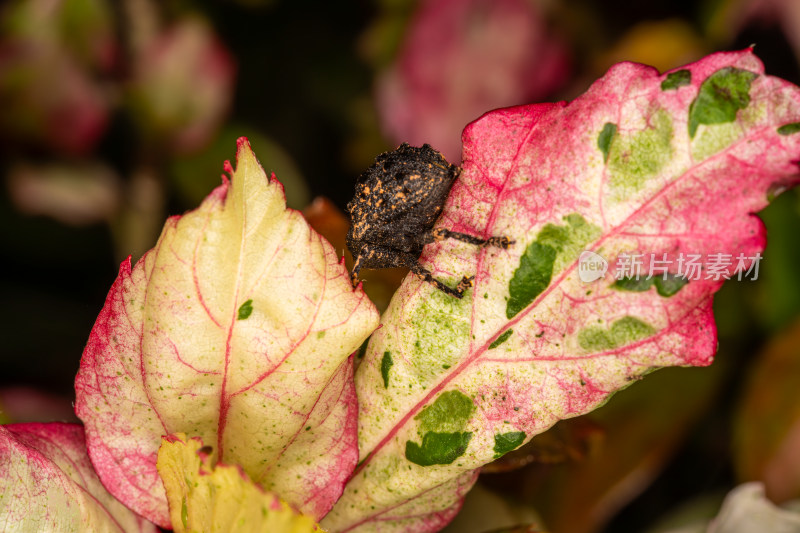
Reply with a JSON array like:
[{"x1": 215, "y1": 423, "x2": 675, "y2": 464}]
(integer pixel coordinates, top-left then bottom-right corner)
[
  {"x1": 611, "y1": 316, "x2": 655, "y2": 341},
  {"x1": 489, "y1": 329, "x2": 514, "y2": 350},
  {"x1": 613, "y1": 276, "x2": 653, "y2": 292},
  {"x1": 493, "y1": 431, "x2": 526, "y2": 459},
  {"x1": 577, "y1": 326, "x2": 615, "y2": 351},
  {"x1": 688, "y1": 67, "x2": 758, "y2": 138},
  {"x1": 416, "y1": 390, "x2": 475, "y2": 434},
  {"x1": 613, "y1": 274, "x2": 688, "y2": 297},
  {"x1": 654, "y1": 275, "x2": 689, "y2": 296},
  {"x1": 507, "y1": 242, "x2": 555, "y2": 319},
  {"x1": 598, "y1": 122, "x2": 617, "y2": 163},
  {"x1": 608, "y1": 108, "x2": 673, "y2": 197},
  {"x1": 410, "y1": 287, "x2": 470, "y2": 378},
  {"x1": 507, "y1": 214, "x2": 600, "y2": 319},
  {"x1": 536, "y1": 223, "x2": 570, "y2": 249},
  {"x1": 777, "y1": 122, "x2": 800, "y2": 136},
  {"x1": 237, "y1": 299, "x2": 253, "y2": 320},
  {"x1": 381, "y1": 351, "x2": 393, "y2": 389},
  {"x1": 661, "y1": 69, "x2": 691, "y2": 91},
  {"x1": 405, "y1": 432, "x2": 473, "y2": 466},
  {"x1": 578, "y1": 316, "x2": 655, "y2": 352}
]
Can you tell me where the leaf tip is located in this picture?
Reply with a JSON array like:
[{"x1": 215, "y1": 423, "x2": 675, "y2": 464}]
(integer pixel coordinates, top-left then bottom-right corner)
[
  {"x1": 236, "y1": 136, "x2": 251, "y2": 151},
  {"x1": 118, "y1": 255, "x2": 133, "y2": 275},
  {"x1": 233, "y1": 137, "x2": 262, "y2": 176}
]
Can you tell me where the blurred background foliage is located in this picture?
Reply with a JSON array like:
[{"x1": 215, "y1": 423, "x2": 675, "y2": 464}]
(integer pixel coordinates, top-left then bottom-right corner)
[{"x1": 1, "y1": 0, "x2": 799, "y2": 532}]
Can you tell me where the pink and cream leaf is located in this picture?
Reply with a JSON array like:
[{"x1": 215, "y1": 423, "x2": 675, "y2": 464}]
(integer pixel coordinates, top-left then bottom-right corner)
[
  {"x1": 74, "y1": 138, "x2": 379, "y2": 527},
  {"x1": 0, "y1": 423, "x2": 158, "y2": 532},
  {"x1": 323, "y1": 49, "x2": 800, "y2": 532}
]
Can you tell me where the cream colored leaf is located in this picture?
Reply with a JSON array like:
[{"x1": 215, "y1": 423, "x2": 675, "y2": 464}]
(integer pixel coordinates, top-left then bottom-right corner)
[{"x1": 75, "y1": 138, "x2": 379, "y2": 527}]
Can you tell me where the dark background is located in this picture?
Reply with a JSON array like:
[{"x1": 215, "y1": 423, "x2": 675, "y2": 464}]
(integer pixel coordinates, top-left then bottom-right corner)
[{"x1": 1, "y1": 1, "x2": 799, "y2": 532}]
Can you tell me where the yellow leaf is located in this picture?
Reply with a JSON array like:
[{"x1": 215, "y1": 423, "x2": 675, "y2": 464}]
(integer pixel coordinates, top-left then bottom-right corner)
[{"x1": 157, "y1": 433, "x2": 324, "y2": 533}]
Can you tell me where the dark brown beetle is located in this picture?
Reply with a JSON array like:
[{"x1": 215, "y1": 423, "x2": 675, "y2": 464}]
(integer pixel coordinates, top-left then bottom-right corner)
[{"x1": 346, "y1": 143, "x2": 512, "y2": 298}]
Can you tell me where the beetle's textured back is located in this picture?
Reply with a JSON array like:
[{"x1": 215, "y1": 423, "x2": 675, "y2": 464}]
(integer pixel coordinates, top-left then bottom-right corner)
[{"x1": 347, "y1": 144, "x2": 458, "y2": 245}]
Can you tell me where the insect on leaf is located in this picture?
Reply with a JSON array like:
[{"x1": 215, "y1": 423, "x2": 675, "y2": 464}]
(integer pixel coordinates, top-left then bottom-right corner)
[
  {"x1": 322, "y1": 49, "x2": 800, "y2": 532},
  {"x1": 74, "y1": 138, "x2": 379, "y2": 527}
]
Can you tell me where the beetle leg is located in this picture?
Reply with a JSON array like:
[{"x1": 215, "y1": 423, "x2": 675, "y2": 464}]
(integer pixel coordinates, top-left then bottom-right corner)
[
  {"x1": 454, "y1": 275, "x2": 475, "y2": 295},
  {"x1": 350, "y1": 244, "x2": 474, "y2": 298},
  {"x1": 350, "y1": 245, "x2": 408, "y2": 288},
  {"x1": 482, "y1": 235, "x2": 514, "y2": 248},
  {"x1": 410, "y1": 262, "x2": 474, "y2": 299},
  {"x1": 421, "y1": 228, "x2": 515, "y2": 249},
  {"x1": 350, "y1": 254, "x2": 364, "y2": 288}
]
